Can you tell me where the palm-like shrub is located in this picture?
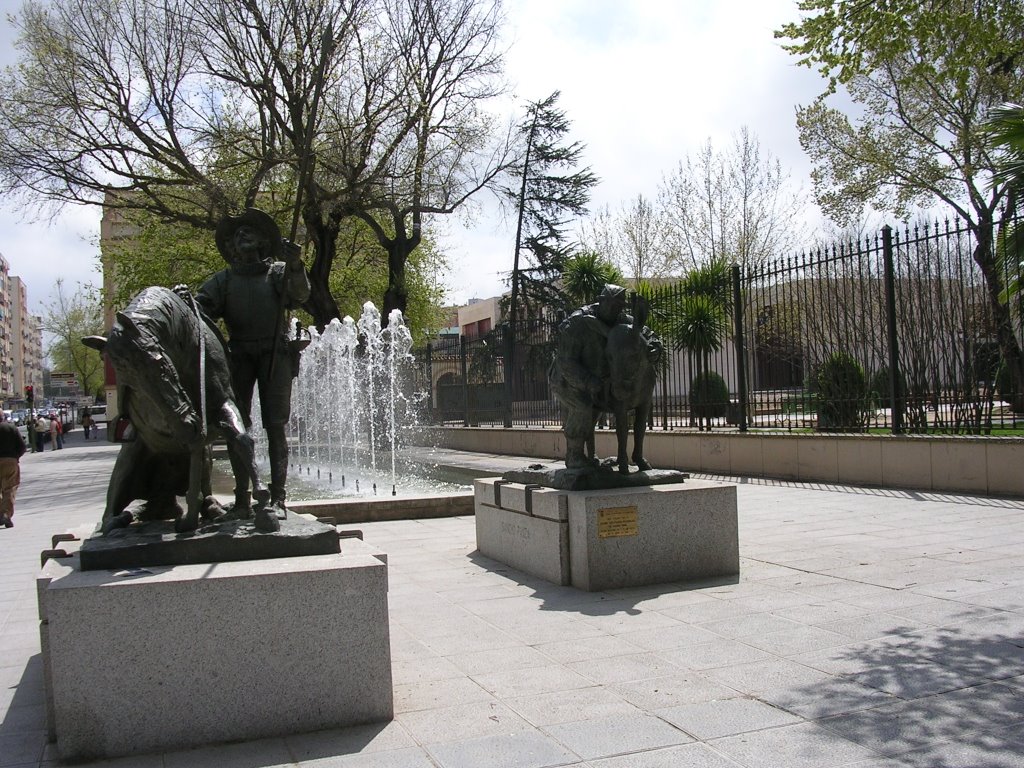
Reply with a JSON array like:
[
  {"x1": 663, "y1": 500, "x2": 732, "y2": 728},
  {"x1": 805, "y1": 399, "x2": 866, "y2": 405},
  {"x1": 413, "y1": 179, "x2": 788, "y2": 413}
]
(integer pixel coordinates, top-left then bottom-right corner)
[{"x1": 561, "y1": 251, "x2": 624, "y2": 307}]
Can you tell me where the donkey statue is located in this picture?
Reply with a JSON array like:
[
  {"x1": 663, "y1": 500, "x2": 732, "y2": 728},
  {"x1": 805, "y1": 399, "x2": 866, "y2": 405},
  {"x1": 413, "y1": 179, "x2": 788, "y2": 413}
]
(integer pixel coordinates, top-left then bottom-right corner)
[
  {"x1": 83, "y1": 286, "x2": 274, "y2": 534},
  {"x1": 604, "y1": 292, "x2": 663, "y2": 474}
]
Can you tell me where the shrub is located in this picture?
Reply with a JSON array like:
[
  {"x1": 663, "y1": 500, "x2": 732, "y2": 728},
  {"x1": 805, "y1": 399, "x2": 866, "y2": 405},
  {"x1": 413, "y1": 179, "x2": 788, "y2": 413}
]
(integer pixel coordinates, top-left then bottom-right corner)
[
  {"x1": 996, "y1": 360, "x2": 1018, "y2": 403},
  {"x1": 690, "y1": 370, "x2": 730, "y2": 420},
  {"x1": 868, "y1": 365, "x2": 906, "y2": 409},
  {"x1": 816, "y1": 352, "x2": 868, "y2": 431}
]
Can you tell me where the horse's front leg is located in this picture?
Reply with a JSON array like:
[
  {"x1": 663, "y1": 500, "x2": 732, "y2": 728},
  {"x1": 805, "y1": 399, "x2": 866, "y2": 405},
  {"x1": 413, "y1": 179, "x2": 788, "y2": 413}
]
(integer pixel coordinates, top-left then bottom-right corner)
[{"x1": 633, "y1": 399, "x2": 653, "y2": 471}]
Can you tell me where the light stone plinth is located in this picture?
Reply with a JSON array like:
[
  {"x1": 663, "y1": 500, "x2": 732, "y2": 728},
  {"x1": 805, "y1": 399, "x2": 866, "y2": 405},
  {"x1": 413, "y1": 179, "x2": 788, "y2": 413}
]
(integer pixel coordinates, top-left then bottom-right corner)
[
  {"x1": 39, "y1": 551, "x2": 393, "y2": 762},
  {"x1": 567, "y1": 481, "x2": 738, "y2": 591},
  {"x1": 473, "y1": 478, "x2": 739, "y2": 592},
  {"x1": 475, "y1": 479, "x2": 570, "y2": 584}
]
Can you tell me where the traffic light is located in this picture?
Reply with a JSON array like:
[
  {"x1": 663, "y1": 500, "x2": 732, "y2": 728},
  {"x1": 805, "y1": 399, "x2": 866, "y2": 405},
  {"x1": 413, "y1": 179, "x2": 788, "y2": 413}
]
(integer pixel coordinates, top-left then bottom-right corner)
[{"x1": 24, "y1": 385, "x2": 33, "y2": 404}]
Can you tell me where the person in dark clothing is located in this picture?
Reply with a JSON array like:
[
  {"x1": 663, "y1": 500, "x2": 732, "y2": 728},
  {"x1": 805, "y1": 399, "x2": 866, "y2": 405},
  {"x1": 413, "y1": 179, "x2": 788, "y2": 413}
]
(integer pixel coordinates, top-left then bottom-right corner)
[{"x1": 0, "y1": 412, "x2": 27, "y2": 527}]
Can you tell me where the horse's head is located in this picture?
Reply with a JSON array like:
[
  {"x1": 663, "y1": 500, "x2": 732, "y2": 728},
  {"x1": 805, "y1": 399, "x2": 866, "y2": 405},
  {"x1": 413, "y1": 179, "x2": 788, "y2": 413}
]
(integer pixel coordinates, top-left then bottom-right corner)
[{"x1": 84, "y1": 306, "x2": 202, "y2": 447}]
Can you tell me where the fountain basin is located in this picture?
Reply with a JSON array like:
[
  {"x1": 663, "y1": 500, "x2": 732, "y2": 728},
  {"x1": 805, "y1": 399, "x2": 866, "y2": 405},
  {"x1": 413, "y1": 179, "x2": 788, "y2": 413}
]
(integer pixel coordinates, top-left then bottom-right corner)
[{"x1": 290, "y1": 492, "x2": 473, "y2": 525}]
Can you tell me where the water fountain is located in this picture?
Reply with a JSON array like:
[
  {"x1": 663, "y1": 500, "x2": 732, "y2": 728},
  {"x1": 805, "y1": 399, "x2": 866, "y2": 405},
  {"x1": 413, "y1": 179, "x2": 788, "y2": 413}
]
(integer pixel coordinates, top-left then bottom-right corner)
[{"x1": 245, "y1": 302, "x2": 466, "y2": 500}]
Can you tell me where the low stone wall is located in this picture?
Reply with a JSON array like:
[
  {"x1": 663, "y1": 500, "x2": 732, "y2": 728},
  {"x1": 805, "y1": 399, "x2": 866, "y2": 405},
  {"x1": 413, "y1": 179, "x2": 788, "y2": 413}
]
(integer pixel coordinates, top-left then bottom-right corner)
[{"x1": 421, "y1": 426, "x2": 1024, "y2": 498}]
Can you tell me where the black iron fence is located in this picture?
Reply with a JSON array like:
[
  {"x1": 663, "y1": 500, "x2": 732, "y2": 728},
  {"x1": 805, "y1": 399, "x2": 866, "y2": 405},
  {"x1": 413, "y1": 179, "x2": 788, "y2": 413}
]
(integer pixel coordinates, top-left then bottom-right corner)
[{"x1": 414, "y1": 210, "x2": 1024, "y2": 434}]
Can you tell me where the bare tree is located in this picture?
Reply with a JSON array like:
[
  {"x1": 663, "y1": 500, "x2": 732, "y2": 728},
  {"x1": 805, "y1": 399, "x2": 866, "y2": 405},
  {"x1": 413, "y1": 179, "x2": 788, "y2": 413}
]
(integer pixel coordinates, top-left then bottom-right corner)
[
  {"x1": 0, "y1": 0, "x2": 513, "y2": 327},
  {"x1": 616, "y1": 194, "x2": 671, "y2": 280},
  {"x1": 577, "y1": 196, "x2": 671, "y2": 280},
  {"x1": 336, "y1": 0, "x2": 515, "y2": 322},
  {"x1": 659, "y1": 127, "x2": 806, "y2": 271}
]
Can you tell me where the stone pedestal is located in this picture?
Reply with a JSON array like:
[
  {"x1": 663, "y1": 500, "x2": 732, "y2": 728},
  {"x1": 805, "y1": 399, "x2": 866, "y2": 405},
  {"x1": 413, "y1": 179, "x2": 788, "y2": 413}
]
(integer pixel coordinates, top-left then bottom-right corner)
[
  {"x1": 37, "y1": 544, "x2": 392, "y2": 762},
  {"x1": 475, "y1": 478, "x2": 739, "y2": 591}
]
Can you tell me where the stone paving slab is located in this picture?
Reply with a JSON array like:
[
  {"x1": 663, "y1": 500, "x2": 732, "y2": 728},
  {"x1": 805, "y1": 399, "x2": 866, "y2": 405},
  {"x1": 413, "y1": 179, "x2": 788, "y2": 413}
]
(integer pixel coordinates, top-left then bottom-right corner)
[{"x1": 1, "y1": 442, "x2": 1023, "y2": 766}]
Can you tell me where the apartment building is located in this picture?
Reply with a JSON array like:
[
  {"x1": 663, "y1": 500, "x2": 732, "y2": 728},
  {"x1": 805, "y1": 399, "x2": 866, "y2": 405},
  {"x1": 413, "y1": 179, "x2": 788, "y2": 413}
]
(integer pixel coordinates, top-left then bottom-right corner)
[{"x1": 0, "y1": 256, "x2": 43, "y2": 405}]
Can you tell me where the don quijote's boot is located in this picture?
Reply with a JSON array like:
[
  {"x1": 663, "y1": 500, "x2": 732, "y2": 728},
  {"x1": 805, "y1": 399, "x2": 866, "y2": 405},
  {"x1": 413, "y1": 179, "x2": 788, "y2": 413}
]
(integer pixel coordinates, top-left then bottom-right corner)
[
  {"x1": 231, "y1": 490, "x2": 252, "y2": 517},
  {"x1": 269, "y1": 484, "x2": 287, "y2": 518}
]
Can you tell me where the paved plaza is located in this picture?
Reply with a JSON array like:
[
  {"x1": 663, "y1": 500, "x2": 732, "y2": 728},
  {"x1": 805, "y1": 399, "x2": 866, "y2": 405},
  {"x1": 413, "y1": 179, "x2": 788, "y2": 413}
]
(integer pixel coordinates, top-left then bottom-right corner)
[{"x1": 2, "y1": 439, "x2": 1024, "y2": 767}]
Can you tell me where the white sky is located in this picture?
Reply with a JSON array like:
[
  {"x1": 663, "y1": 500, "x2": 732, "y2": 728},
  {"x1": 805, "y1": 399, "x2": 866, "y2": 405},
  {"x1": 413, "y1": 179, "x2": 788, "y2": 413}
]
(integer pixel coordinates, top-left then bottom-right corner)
[{"x1": 0, "y1": 0, "x2": 825, "y2": 315}]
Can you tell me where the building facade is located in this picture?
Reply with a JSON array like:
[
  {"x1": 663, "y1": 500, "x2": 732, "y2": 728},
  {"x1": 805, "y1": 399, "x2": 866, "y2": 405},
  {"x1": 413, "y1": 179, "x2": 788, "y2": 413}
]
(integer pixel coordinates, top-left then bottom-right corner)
[
  {"x1": 10, "y1": 276, "x2": 44, "y2": 397},
  {"x1": 0, "y1": 256, "x2": 44, "y2": 406}
]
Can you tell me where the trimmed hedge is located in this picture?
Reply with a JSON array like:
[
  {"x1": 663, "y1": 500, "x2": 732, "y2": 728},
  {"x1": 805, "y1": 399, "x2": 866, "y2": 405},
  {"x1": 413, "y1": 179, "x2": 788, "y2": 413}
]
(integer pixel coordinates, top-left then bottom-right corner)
[{"x1": 690, "y1": 370, "x2": 730, "y2": 419}]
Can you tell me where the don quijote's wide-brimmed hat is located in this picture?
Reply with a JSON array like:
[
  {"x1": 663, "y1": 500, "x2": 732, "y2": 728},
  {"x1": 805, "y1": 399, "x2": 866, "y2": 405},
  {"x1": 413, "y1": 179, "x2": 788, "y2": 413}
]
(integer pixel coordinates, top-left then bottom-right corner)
[{"x1": 215, "y1": 208, "x2": 282, "y2": 265}]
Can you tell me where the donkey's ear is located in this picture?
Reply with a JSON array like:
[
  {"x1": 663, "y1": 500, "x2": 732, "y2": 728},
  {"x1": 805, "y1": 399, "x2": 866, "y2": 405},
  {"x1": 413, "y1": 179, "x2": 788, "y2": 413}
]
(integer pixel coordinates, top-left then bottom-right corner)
[{"x1": 82, "y1": 336, "x2": 107, "y2": 352}]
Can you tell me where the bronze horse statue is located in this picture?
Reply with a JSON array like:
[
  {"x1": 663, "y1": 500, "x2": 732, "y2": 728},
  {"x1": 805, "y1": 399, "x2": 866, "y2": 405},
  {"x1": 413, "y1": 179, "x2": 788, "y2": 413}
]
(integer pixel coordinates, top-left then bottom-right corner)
[{"x1": 84, "y1": 286, "x2": 274, "y2": 533}]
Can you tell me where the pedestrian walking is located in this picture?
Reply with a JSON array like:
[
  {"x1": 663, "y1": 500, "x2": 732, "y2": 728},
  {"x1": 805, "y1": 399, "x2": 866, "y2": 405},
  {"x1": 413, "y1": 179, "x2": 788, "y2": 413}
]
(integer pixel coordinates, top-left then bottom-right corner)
[
  {"x1": 49, "y1": 415, "x2": 63, "y2": 450},
  {"x1": 0, "y1": 412, "x2": 26, "y2": 527},
  {"x1": 82, "y1": 413, "x2": 93, "y2": 440}
]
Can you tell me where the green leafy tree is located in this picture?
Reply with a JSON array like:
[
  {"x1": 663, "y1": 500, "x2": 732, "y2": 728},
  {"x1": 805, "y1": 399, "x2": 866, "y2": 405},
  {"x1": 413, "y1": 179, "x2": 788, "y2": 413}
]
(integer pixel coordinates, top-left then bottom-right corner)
[
  {"x1": 776, "y1": 0, "x2": 1024, "y2": 404},
  {"x1": 505, "y1": 91, "x2": 598, "y2": 325},
  {"x1": 42, "y1": 280, "x2": 105, "y2": 399},
  {"x1": 986, "y1": 103, "x2": 1024, "y2": 306}
]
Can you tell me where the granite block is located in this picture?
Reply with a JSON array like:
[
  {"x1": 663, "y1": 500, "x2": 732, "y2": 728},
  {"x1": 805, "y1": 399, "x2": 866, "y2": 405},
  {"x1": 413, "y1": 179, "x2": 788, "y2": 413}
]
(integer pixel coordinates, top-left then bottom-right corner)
[
  {"x1": 529, "y1": 487, "x2": 568, "y2": 522},
  {"x1": 474, "y1": 503, "x2": 570, "y2": 585},
  {"x1": 43, "y1": 552, "x2": 392, "y2": 761},
  {"x1": 473, "y1": 479, "x2": 738, "y2": 593},
  {"x1": 474, "y1": 478, "x2": 500, "y2": 508},
  {"x1": 568, "y1": 481, "x2": 739, "y2": 592}
]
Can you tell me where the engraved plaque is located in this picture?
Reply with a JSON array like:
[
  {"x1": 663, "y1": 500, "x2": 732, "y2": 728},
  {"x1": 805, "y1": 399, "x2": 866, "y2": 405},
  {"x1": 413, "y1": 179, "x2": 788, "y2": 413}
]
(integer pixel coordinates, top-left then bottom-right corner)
[{"x1": 598, "y1": 506, "x2": 639, "y2": 538}]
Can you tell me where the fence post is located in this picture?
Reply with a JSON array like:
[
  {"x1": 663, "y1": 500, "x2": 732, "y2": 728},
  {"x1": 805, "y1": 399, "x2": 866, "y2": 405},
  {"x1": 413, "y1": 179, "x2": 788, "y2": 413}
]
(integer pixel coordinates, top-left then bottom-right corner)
[
  {"x1": 502, "y1": 323, "x2": 514, "y2": 428},
  {"x1": 731, "y1": 264, "x2": 749, "y2": 432},
  {"x1": 882, "y1": 225, "x2": 904, "y2": 434},
  {"x1": 460, "y1": 335, "x2": 470, "y2": 427},
  {"x1": 425, "y1": 342, "x2": 434, "y2": 421}
]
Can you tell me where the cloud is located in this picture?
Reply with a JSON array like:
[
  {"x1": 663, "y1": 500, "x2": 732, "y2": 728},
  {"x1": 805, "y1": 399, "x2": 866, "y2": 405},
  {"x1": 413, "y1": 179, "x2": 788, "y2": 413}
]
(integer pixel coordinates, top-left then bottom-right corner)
[{"x1": 441, "y1": 0, "x2": 827, "y2": 304}]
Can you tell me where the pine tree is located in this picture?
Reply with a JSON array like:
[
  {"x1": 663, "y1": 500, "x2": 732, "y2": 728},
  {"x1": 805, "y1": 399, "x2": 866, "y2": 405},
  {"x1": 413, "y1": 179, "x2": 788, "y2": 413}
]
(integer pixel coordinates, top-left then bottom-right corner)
[{"x1": 506, "y1": 92, "x2": 598, "y2": 326}]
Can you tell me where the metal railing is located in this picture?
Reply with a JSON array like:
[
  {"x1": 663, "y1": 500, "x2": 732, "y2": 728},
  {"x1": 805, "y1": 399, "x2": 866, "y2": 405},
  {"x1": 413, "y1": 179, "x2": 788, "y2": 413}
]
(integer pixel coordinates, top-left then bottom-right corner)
[{"x1": 414, "y1": 210, "x2": 1024, "y2": 435}]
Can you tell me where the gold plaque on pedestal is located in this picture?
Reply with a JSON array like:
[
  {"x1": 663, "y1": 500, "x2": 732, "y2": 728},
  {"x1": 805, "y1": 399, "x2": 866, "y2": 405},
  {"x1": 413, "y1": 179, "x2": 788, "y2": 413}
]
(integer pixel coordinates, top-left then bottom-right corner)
[{"x1": 597, "y1": 506, "x2": 639, "y2": 538}]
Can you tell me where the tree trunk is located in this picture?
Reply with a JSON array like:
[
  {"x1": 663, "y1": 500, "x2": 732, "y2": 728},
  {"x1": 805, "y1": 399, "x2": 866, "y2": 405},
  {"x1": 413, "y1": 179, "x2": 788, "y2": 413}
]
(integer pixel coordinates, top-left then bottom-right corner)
[
  {"x1": 379, "y1": 211, "x2": 421, "y2": 327},
  {"x1": 381, "y1": 239, "x2": 409, "y2": 326},
  {"x1": 304, "y1": 215, "x2": 342, "y2": 331}
]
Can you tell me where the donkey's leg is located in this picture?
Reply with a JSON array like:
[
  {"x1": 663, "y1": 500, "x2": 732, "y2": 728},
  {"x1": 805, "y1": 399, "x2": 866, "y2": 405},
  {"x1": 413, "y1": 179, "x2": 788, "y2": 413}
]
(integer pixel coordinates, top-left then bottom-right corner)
[
  {"x1": 615, "y1": 407, "x2": 630, "y2": 473},
  {"x1": 632, "y1": 399, "x2": 653, "y2": 471}
]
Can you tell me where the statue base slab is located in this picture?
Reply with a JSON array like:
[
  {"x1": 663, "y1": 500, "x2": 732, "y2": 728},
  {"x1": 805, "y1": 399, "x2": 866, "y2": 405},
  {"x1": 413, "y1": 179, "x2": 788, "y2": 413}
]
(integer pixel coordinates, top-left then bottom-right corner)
[
  {"x1": 38, "y1": 544, "x2": 392, "y2": 761},
  {"x1": 475, "y1": 477, "x2": 739, "y2": 591},
  {"x1": 78, "y1": 514, "x2": 340, "y2": 571},
  {"x1": 501, "y1": 462, "x2": 690, "y2": 491}
]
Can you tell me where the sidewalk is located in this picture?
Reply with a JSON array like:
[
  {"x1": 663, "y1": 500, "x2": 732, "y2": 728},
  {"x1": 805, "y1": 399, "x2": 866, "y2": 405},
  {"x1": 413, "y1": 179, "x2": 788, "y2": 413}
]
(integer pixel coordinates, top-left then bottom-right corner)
[{"x1": 2, "y1": 441, "x2": 1024, "y2": 767}]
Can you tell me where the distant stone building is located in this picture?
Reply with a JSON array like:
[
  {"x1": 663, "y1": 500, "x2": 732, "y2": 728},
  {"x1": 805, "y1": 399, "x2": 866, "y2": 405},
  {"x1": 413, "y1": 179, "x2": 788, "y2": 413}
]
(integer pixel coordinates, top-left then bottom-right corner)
[{"x1": 98, "y1": 202, "x2": 141, "y2": 408}]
